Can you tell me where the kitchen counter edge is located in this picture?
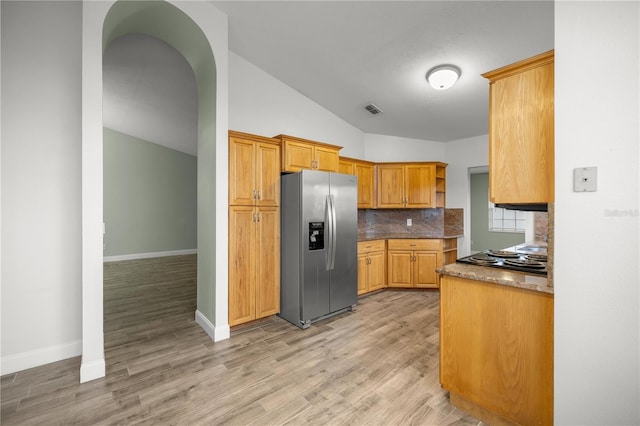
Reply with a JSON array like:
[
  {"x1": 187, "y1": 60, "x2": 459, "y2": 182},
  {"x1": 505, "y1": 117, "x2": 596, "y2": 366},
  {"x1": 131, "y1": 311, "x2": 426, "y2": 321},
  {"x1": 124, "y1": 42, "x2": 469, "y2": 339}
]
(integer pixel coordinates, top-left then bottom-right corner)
[
  {"x1": 436, "y1": 263, "x2": 553, "y2": 295},
  {"x1": 358, "y1": 234, "x2": 463, "y2": 241}
]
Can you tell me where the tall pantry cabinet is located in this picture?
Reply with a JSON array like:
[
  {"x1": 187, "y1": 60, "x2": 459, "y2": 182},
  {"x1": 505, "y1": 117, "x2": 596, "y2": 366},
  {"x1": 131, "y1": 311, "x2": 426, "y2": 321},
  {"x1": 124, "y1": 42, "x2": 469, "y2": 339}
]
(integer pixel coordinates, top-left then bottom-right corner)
[{"x1": 228, "y1": 131, "x2": 281, "y2": 326}]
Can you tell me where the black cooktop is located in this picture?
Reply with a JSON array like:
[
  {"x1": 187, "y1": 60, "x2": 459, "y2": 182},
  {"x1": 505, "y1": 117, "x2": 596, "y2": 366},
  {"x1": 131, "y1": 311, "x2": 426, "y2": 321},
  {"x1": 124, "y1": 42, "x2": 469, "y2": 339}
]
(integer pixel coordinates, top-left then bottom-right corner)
[{"x1": 456, "y1": 250, "x2": 548, "y2": 276}]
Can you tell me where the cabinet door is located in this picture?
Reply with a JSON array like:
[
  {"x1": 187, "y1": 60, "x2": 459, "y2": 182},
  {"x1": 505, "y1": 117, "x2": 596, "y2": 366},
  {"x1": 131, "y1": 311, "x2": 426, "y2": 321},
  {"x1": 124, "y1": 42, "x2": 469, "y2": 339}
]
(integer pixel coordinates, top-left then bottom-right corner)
[
  {"x1": 367, "y1": 250, "x2": 386, "y2": 291},
  {"x1": 414, "y1": 251, "x2": 439, "y2": 288},
  {"x1": 357, "y1": 253, "x2": 368, "y2": 295},
  {"x1": 255, "y1": 142, "x2": 280, "y2": 207},
  {"x1": 387, "y1": 250, "x2": 413, "y2": 287},
  {"x1": 255, "y1": 207, "x2": 280, "y2": 319},
  {"x1": 489, "y1": 60, "x2": 554, "y2": 204},
  {"x1": 339, "y1": 159, "x2": 355, "y2": 175},
  {"x1": 377, "y1": 165, "x2": 405, "y2": 208},
  {"x1": 229, "y1": 137, "x2": 256, "y2": 205},
  {"x1": 282, "y1": 140, "x2": 314, "y2": 172},
  {"x1": 355, "y1": 163, "x2": 375, "y2": 209},
  {"x1": 405, "y1": 164, "x2": 436, "y2": 208},
  {"x1": 315, "y1": 145, "x2": 340, "y2": 172},
  {"x1": 228, "y1": 206, "x2": 256, "y2": 326}
]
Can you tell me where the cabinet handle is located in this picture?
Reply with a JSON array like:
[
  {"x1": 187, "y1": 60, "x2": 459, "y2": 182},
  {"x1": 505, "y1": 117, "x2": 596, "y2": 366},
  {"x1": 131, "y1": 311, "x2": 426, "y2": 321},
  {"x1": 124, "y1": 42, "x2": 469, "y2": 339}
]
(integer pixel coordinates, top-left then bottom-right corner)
[
  {"x1": 256, "y1": 212, "x2": 261, "y2": 222},
  {"x1": 257, "y1": 190, "x2": 261, "y2": 200}
]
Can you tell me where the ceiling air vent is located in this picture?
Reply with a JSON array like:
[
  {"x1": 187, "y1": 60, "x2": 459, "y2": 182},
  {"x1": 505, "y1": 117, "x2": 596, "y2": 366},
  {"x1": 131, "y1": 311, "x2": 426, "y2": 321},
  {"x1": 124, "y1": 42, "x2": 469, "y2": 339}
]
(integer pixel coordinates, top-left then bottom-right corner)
[{"x1": 364, "y1": 103, "x2": 383, "y2": 115}]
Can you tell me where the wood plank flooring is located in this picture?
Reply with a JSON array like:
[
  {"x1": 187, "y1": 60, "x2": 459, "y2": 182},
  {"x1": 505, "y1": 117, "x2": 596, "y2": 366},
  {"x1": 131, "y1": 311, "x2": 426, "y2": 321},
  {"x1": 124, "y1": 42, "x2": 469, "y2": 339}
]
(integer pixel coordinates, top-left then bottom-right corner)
[{"x1": 1, "y1": 254, "x2": 481, "y2": 425}]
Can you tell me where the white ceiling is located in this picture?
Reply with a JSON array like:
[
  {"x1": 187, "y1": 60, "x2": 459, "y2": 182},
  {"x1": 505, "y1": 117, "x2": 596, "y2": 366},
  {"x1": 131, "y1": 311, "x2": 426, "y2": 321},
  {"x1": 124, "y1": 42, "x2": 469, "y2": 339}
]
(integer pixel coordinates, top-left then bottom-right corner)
[
  {"x1": 103, "y1": 34, "x2": 198, "y2": 156},
  {"x1": 103, "y1": 1, "x2": 554, "y2": 155},
  {"x1": 212, "y1": 1, "x2": 554, "y2": 142}
]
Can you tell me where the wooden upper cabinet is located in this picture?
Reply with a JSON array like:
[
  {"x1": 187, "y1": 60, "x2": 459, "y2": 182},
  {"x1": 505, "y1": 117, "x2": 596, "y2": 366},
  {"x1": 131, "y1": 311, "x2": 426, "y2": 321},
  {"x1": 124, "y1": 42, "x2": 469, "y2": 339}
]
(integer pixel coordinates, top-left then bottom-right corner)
[
  {"x1": 314, "y1": 144, "x2": 341, "y2": 172},
  {"x1": 405, "y1": 164, "x2": 435, "y2": 208},
  {"x1": 275, "y1": 134, "x2": 341, "y2": 173},
  {"x1": 338, "y1": 158, "x2": 355, "y2": 174},
  {"x1": 355, "y1": 162, "x2": 375, "y2": 209},
  {"x1": 340, "y1": 156, "x2": 375, "y2": 209},
  {"x1": 377, "y1": 163, "x2": 440, "y2": 208},
  {"x1": 229, "y1": 131, "x2": 281, "y2": 206},
  {"x1": 376, "y1": 164, "x2": 405, "y2": 208},
  {"x1": 482, "y1": 50, "x2": 554, "y2": 204}
]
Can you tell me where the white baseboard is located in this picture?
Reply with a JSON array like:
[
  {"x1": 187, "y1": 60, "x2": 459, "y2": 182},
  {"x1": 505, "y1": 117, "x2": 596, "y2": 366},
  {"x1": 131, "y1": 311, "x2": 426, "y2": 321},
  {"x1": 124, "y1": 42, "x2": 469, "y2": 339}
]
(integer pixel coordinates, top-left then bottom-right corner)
[
  {"x1": 195, "y1": 310, "x2": 230, "y2": 342},
  {"x1": 103, "y1": 249, "x2": 197, "y2": 262},
  {"x1": 0, "y1": 340, "x2": 81, "y2": 376},
  {"x1": 80, "y1": 357, "x2": 105, "y2": 383}
]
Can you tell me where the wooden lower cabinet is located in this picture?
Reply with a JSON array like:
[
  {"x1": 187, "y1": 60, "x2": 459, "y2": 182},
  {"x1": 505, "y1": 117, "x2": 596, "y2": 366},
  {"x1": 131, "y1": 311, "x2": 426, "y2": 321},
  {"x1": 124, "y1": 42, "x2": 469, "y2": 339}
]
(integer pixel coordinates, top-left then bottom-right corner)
[
  {"x1": 357, "y1": 240, "x2": 386, "y2": 295},
  {"x1": 440, "y1": 275, "x2": 553, "y2": 425},
  {"x1": 228, "y1": 206, "x2": 280, "y2": 326},
  {"x1": 387, "y1": 239, "x2": 442, "y2": 288}
]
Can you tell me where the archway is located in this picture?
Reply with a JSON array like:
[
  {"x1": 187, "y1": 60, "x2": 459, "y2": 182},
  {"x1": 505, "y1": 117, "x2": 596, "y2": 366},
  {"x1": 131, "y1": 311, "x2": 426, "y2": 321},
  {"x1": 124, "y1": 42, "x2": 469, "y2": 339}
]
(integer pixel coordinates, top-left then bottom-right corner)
[{"x1": 81, "y1": 0, "x2": 230, "y2": 383}]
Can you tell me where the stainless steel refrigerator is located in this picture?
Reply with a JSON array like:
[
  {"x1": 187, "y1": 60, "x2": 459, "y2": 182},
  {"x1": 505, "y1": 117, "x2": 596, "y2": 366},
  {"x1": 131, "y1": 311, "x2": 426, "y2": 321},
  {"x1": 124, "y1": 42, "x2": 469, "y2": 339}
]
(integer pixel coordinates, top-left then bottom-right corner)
[{"x1": 279, "y1": 170, "x2": 358, "y2": 329}]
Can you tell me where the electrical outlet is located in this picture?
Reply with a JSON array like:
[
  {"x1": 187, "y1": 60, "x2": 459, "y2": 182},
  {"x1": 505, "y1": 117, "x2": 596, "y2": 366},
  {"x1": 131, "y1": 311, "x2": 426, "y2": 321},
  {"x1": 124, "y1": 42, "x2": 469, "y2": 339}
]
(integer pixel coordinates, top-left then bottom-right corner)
[{"x1": 407, "y1": 218, "x2": 412, "y2": 226}]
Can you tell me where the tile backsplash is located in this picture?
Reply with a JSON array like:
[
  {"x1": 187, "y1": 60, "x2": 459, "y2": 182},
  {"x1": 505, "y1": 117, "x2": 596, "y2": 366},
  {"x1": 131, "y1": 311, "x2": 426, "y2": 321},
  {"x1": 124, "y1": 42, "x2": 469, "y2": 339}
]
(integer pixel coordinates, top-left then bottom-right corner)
[{"x1": 358, "y1": 208, "x2": 463, "y2": 237}]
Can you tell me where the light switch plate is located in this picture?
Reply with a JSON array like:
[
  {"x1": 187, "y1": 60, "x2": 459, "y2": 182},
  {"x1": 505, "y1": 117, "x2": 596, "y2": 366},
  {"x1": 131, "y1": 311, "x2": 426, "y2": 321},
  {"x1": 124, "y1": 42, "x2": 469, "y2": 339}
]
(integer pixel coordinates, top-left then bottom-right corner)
[
  {"x1": 407, "y1": 218, "x2": 412, "y2": 226},
  {"x1": 574, "y1": 167, "x2": 597, "y2": 192}
]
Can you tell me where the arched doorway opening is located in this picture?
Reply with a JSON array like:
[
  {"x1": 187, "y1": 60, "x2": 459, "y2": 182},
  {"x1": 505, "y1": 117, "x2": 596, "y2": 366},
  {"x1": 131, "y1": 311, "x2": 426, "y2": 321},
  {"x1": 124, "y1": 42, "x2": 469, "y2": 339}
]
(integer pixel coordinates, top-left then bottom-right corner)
[{"x1": 81, "y1": 0, "x2": 230, "y2": 383}]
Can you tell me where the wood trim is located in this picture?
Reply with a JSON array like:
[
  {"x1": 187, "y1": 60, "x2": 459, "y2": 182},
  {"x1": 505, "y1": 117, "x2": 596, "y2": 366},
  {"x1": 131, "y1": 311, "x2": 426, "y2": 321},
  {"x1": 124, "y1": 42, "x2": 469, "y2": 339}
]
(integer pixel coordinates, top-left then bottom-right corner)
[
  {"x1": 228, "y1": 130, "x2": 280, "y2": 145},
  {"x1": 339, "y1": 156, "x2": 375, "y2": 165},
  {"x1": 374, "y1": 161, "x2": 448, "y2": 167},
  {"x1": 482, "y1": 49, "x2": 554, "y2": 81},
  {"x1": 273, "y1": 134, "x2": 343, "y2": 150}
]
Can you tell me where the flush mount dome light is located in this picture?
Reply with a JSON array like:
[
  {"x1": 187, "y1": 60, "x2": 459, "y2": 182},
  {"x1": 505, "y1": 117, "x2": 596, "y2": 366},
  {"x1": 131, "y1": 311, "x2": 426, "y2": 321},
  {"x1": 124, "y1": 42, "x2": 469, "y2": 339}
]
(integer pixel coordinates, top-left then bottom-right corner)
[{"x1": 426, "y1": 65, "x2": 461, "y2": 90}]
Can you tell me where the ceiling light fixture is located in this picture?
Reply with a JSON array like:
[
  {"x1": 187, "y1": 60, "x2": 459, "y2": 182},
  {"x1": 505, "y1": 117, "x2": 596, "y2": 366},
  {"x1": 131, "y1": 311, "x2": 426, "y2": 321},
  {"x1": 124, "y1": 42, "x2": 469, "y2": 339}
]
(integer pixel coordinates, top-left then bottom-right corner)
[{"x1": 426, "y1": 65, "x2": 461, "y2": 90}]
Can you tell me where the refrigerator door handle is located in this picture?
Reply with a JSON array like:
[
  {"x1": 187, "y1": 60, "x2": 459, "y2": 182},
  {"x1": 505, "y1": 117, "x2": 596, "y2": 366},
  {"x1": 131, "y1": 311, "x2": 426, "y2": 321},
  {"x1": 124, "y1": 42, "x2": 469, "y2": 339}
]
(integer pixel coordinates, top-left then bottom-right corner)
[
  {"x1": 325, "y1": 194, "x2": 337, "y2": 271},
  {"x1": 324, "y1": 195, "x2": 331, "y2": 270},
  {"x1": 329, "y1": 194, "x2": 337, "y2": 270}
]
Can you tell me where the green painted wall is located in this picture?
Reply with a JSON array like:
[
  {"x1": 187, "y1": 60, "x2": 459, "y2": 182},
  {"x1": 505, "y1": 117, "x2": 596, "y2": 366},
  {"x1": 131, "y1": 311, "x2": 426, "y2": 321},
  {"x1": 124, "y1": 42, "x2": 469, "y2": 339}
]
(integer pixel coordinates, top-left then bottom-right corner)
[
  {"x1": 470, "y1": 173, "x2": 524, "y2": 252},
  {"x1": 103, "y1": 127, "x2": 197, "y2": 256}
]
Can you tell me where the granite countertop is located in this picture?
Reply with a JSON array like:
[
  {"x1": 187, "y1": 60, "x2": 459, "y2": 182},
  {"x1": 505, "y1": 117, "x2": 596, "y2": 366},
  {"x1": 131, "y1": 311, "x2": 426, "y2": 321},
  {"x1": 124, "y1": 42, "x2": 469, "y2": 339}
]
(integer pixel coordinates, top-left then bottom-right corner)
[
  {"x1": 437, "y1": 262, "x2": 553, "y2": 295},
  {"x1": 358, "y1": 233, "x2": 464, "y2": 241}
]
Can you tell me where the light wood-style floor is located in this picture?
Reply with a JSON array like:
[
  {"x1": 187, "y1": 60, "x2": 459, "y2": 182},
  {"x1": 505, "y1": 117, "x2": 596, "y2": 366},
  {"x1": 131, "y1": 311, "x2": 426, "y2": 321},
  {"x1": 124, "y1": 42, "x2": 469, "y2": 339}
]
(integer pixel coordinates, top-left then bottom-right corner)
[{"x1": 1, "y1": 254, "x2": 481, "y2": 425}]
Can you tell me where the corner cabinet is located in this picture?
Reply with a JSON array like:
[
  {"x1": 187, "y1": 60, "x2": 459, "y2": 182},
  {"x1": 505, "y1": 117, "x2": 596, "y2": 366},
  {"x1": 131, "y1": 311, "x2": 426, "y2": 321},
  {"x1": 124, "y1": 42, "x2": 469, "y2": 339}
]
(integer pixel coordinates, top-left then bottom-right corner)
[
  {"x1": 275, "y1": 134, "x2": 341, "y2": 173},
  {"x1": 339, "y1": 157, "x2": 375, "y2": 209},
  {"x1": 357, "y1": 240, "x2": 386, "y2": 295},
  {"x1": 376, "y1": 162, "x2": 447, "y2": 209},
  {"x1": 228, "y1": 131, "x2": 281, "y2": 326},
  {"x1": 482, "y1": 50, "x2": 554, "y2": 204}
]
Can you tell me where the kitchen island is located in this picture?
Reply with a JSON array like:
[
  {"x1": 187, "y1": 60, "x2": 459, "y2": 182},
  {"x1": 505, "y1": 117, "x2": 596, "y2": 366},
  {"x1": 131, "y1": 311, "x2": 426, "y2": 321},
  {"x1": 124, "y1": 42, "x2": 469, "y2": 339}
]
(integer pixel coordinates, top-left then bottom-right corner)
[{"x1": 437, "y1": 260, "x2": 553, "y2": 425}]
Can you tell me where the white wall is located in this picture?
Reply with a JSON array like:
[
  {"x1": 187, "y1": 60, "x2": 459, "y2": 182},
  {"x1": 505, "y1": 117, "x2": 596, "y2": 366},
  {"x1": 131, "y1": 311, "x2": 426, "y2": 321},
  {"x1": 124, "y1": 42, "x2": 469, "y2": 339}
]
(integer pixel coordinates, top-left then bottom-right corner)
[
  {"x1": 444, "y1": 134, "x2": 489, "y2": 257},
  {"x1": 363, "y1": 133, "x2": 446, "y2": 163},
  {"x1": 555, "y1": 1, "x2": 639, "y2": 424},
  {"x1": 1, "y1": 1, "x2": 83, "y2": 374},
  {"x1": 229, "y1": 52, "x2": 364, "y2": 157}
]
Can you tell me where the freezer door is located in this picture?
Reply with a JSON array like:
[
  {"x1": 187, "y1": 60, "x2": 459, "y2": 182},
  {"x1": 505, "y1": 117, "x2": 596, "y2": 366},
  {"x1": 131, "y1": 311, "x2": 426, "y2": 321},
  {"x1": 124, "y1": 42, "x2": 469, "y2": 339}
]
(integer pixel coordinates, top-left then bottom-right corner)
[
  {"x1": 301, "y1": 170, "x2": 331, "y2": 321},
  {"x1": 328, "y1": 173, "x2": 358, "y2": 312}
]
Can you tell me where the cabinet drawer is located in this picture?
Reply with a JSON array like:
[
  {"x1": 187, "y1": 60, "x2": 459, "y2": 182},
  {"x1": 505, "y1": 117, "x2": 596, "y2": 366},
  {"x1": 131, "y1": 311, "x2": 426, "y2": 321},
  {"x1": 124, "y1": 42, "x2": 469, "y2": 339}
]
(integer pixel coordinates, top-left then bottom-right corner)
[
  {"x1": 358, "y1": 240, "x2": 386, "y2": 253},
  {"x1": 387, "y1": 239, "x2": 442, "y2": 251}
]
